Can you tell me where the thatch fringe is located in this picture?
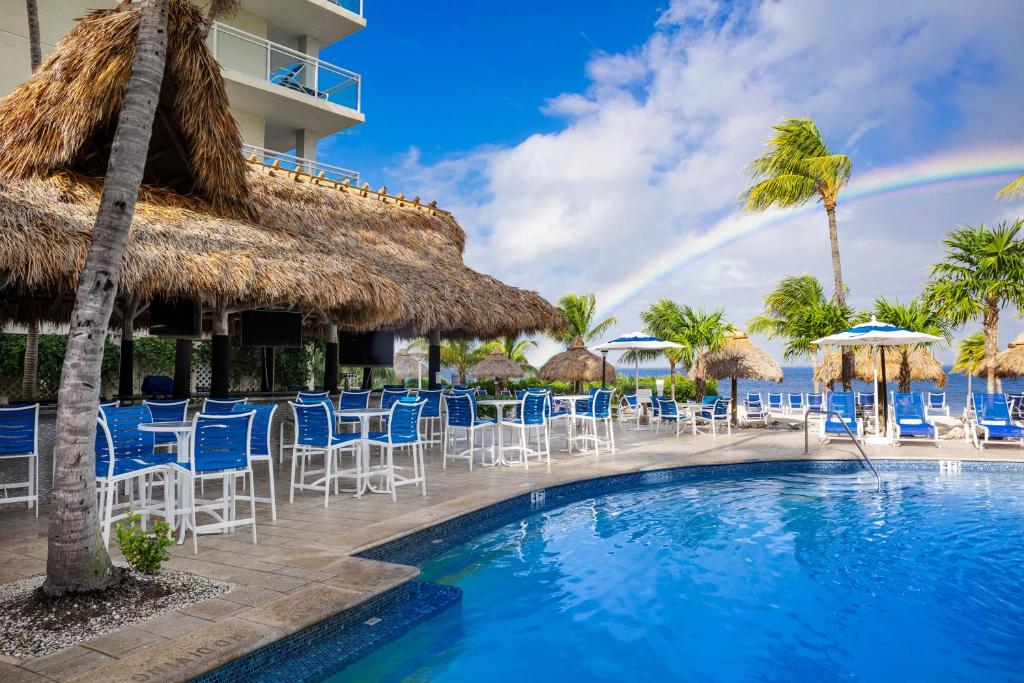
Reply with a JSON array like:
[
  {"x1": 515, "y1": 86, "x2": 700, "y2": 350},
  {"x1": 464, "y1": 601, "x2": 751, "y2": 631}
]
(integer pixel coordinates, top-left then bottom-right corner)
[
  {"x1": 470, "y1": 350, "x2": 525, "y2": 379},
  {"x1": 815, "y1": 347, "x2": 947, "y2": 387},
  {"x1": 538, "y1": 337, "x2": 615, "y2": 383},
  {"x1": 689, "y1": 331, "x2": 783, "y2": 382},
  {"x1": 983, "y1": 332, "x2": 1024, "y2": 379}
]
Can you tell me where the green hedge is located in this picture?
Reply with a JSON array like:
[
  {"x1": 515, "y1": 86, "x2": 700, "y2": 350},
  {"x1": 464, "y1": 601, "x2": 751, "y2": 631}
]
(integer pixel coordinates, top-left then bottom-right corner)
[
  {"x1": 465, "y1": 374, "x2": 716, "y2": 400},
  {"x1": 0, "y1": 333, "x2": 121, "y2": 399}
]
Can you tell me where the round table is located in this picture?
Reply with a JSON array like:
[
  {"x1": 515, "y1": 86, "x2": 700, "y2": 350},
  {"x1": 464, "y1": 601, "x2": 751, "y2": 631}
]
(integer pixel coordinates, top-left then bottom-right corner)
[
  {"x1": 138, "y1": 421, "x2": 193, "y2": 539},
  {"x1": 554, "y1": 394, "x2": 591, "y2": 453},
  {"x1": 477, "y1": 399, "x2": 522, "y2": 466},
  {"x1": 336, "y1": 408, "x2": 390, "y2": 496}
]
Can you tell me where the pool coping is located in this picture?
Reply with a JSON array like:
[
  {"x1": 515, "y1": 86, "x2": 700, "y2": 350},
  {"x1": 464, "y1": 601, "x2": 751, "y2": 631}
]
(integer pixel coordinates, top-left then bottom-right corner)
[{"x1": 200, "y1": 454, "x2": 1024, "y2": 682}]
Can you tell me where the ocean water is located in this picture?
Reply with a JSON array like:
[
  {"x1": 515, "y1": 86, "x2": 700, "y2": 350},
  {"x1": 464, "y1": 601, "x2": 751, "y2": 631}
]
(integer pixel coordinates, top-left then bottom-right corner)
[
  {"x1": 624, "y1": 365, "x2": 1024, "y2": 414},
  {"x1": 332, "y1": 469, "x2": 1024, "y2": 682}
]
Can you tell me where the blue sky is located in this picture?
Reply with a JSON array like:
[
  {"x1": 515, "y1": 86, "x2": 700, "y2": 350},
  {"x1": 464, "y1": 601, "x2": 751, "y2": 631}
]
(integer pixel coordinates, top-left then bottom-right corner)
[{"x1": 319, "y1": 1, "x2": 1024, "y2": 365}]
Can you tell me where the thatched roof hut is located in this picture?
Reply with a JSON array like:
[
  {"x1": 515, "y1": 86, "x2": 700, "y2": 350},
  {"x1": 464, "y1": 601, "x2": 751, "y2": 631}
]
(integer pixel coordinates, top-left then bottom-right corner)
[
  {"x1": 470, "y1": 351, "x2": 525, "y2": 379},
  {"x1": 689, "y1": 331, "x2": 782, "y2": 423},
  {"x1": 392, "y1": 350, "x2": 425, "y2": 381},
  {"x1": 538, "y1": 337, "x2": 616, "y2": 383},
  {"x1": 983, "y1": 332, "x2": 1024, "y2": 379},
  {"x1": 0, "y1": 0, "x2": 562, "y2": 340},
  {"x1": 815, "y1": 347, "x2": 947, "y2": 388}
]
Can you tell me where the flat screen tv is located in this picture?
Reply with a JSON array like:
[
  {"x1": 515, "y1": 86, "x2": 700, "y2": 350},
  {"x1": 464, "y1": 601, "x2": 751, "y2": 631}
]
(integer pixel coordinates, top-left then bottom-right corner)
[
  {"x1": 338, "y1": 331, "x2": 394, "y2": 367},
  {"x1": 148, "y1": 298, "x2": 201, "y2": 338},
  {"x1": 239, "y1": 310, "x2": 302, "y2": 348}
]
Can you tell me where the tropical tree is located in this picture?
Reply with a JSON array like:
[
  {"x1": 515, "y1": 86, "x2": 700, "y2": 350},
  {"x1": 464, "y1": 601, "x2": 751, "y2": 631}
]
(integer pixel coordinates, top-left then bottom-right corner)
[
  {"x1": 997, "y1": 174, "x2": 1023, "y2": 200},
  {"x1": 870, "y1": 297, "x2": 952, "y2": 392},
  {"x1": 19, "y1": 0, "x2": 42, "y2": 401},
  {"x1": 440, "y1": 340, "x2": 487, "y2": 385},
  {"x1": 952, "y1": 331, "x2": 986, "y2": 397},
  {"x1": 549, "y1": 293, "x2": 617, "y2": 347},
  {"x1": 923, "y1": 220, "x2": 1024, "y2": 393},
  {"x1": 481, "y1": 336, "x2": 537, "y2": 374},
  {"x1": 742, "y1": 118, "x2": 854, "y2": 388}
]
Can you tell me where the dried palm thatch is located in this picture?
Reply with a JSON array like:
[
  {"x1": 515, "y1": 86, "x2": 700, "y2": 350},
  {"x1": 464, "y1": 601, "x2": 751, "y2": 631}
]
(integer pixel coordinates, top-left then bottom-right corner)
[
  {"x1": 470, "y1": 350, "x2": 525, "y2": 380},
  {"x1": 0, "y1": 0, "x2": 564, "y2": 340},
  {"x1": 815, "y1": 346, "x2": 947, "y2": 387},
  {"x1": 689, "y1": 331, "x2": 783, "y2": 382},
  {"x1": 538, "y1": 337, "x2": 615, "y2": 383},
  {"x1": 983, "y1": 332, "x2": 1024, "y2": 379},
  {"x1": 393, "y1": 349, "x2": 425, "y2": 380}
]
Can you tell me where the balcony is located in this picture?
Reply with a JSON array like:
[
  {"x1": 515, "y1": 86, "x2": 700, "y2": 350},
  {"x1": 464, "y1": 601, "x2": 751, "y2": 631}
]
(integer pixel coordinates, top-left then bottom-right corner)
[
  {"x1": 239, "y1": 0, "x2": 366, "y2": 44},
  {"x1": 209, "y1": 22, "x2": 364, "y2": 136},
  {"x1": 243, "y1": 144, "x2": 361, "y2": 185}
]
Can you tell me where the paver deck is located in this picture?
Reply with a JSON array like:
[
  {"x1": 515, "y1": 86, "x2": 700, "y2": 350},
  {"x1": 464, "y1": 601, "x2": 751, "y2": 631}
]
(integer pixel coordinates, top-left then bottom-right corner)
[{"x1": 0, "y1": 421, "x2": 1018, "y2": 682}]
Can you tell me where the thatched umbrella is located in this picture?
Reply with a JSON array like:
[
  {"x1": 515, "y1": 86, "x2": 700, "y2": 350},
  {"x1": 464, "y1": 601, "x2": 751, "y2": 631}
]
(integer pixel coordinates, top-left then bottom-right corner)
[
  {"x1": 689, "y1": 331, "x2": 783, "y2": 424},
  {"x1": 983, "y1": 332, "x2": 1024, "y2": 379},
  {"x1": 393, "y1": 349, "x2": 427, "y2": 387},
  {"x1": 539, "y1": 337, "x2": 616, "y2": 391},
  {"x1": 471, "y1": 350, "x2": 525, "y2": 394},
  {"x1": 815, "y1": 347, "x2": 948, "y2": 390}
]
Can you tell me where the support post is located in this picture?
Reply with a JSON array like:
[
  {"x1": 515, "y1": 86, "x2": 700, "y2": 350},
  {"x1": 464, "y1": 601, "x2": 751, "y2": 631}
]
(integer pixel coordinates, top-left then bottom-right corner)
[
  {"x1": 210, "y1": 300, "x2": 230, "y2": 398},
  {"x1": 361, "y1": 367, "x2": 372, "y2": 391},
  {"x1": 173, "y1": 339, "x2": 192, "y2": 399},
  {"x1": 428, "y1": 330, "x2": 441, "y2": 389},
  {"x1": 324, "y1": 322, "x2": 339, "y2": 393},
  {"x1": 117, "y1": 296, "x2": 139, "y2": 400},
  {"x1": 260, "y1": 347, "x2": 275, "y2": 393}
]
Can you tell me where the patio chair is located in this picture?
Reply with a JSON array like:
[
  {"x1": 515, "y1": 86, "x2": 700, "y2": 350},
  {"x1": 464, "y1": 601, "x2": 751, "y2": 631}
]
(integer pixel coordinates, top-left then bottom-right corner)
[
  {"x1": 297, "y1": 390, "x2": 330, "y2": 402},
  {"x1": 288, "y1": 401, "x2": 360, "y2": 506},
  {"x1": 0, "y1": 404, "x2": 39, "y2": 516},
  {"x1": 970, "y1": 393, "x2": 1024, "y2": 450},
  {"x1": 819, "y1": 391, "x2": 863, "y2": 445},
  {"x1": 618, "y1": 394, "x2": 639, "y2": 423},
  {"x1": 743, "y1": 395, "x2": 770, "y2": 426},
  {"x1": 278, "y1": 392, "x2": 337, "y2": 465},
  {"x1": 178, "y1": 411, "x2": 257, "y2": 554},
  {"x1": 1008, "y1": 392, "x2": 1024, "y2": 421},
  {"x1": 232, "y1": 403, "x2": 278, "y2": 520},
  {"x1": 442, "y1": 392, "x2": 494, "y2": 470},
  {"x1": 501, "y1": 392, "x2": 550, "y2": 468},
  {"x1": 891, "y1": 392, "x2": 938, "y2": 447},
  {"x1": 545, "y1": 393, "x2": 573, "y2": 448},
  {"x1": 95, "y1": 405, "x2": 173, "y2": 546},
  {"x1": 336, "y1": 390, "x2": 371, "y2": 435},
  {"x1": 786, "y1": 393, "x2": 805, "y2": 415},
  {"x1": 202, "y1": 397, "x2": 247, "y2": 415},
  {"x1": 654, "y1": 396, "x2": 685, "y2": 436},
  {"x1": 766, "y1": 392, "x2": 784, "y2": 414},
  {"x1": 806, "y1": 393, "x2": 824, "y2": 414},
  {"x1": 576, "y1": 388, "x2": 615, "y2": 455},
  {"x1": 694, "y1": 397, "x2": 731, "y2": 436},
  {"x1": 416, "y1": 389, "x2": 444, "y2": 445},
  {"x1": 142, "y1": 399, "x2": 189, "y2": 453},
  {"x1": 926, "y1": 392, "x2": 949, "y2": 417},
  {"x1": 368, "y1": 398, "x2": 428, "y2": 499}
]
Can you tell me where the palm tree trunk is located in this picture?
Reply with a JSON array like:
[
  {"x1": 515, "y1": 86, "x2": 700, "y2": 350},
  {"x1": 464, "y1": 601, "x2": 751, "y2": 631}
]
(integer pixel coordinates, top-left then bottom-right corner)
[
  {"x1": 811, "y1": 350, "x2": 820, "y2": 394},
  {"x1": 825, "y1": 202, "x2": 853, "y2": 391},
  {"x1": 899, "y1": 349, "x2": 911, "y2": 393},
  {"x1": 731, "y1": 376, "x2": 738, "y2": 425},
  {"x1": 669, "y1": 363, "x2": 676, "y2": 401},
  {"x1": 43, "y1": 0, "x2": 169, "y2": 597},
  {"x1": 21, "y1": 320, "x2": 39, "y2": 401},
  {"x1": 983, "y1": 295, "x2": 999, "y2": 394},
  {"x1": 26, "y1": 0, "x2": 41, "y2": 71}
]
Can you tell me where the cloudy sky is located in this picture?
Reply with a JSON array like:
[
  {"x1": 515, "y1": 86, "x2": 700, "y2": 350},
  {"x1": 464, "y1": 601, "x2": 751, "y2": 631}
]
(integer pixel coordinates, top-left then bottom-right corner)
[{"x1": 322, "y1": 0, "x2": 1024, "y2": 365}]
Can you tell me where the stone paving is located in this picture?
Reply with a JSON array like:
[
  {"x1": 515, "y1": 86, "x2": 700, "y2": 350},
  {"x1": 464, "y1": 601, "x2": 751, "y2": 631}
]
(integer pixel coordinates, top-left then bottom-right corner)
[{"x1": 0, "y1": 420, "x2": 1019, "y2": 682}]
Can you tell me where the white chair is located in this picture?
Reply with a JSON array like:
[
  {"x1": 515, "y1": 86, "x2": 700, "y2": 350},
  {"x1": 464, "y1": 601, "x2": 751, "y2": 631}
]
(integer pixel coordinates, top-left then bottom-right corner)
[
  {"x1": 442, "y1": 393, "x2": 494, "y2": 470},
  {"x1": 576, "y1": 388, "x2": 616, "y2": 455},
  {"x1": 288, "y1": 401, "x2": 360, "y2": 506},
  {"x1": 501, "y1": 392, "x2": 550, "y2": 467},
  {"x1": 367, "y1": 398, "x2": 428, "y2": 499},
  {"x1": 0, "y1": 404, "x2": 39, "y2": 516},
  {"x1": 233, "y1": 403, "x2": 278, "y2": 520}
]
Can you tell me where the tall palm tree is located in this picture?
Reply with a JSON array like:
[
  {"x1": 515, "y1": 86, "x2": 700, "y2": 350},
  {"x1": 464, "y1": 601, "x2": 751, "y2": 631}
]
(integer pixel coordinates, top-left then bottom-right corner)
[
  {"x1": 481, "y1": 336, "x2": 537, "y2": 374},
  {"x1": 46, "y1": 0, "x2": 171, "y2": 597},
  {"x1": 870, "y1": 297, "x2": 952, "y2": 392},
  {"x1": 742, "y1": 118, "x2": 854, "y2": 388},
  {"x1": 952, "y1": 331, "x2": 986, "y2": 398},
  {"x1": 20, "y1": 0, "x2": 42, "y2": 402},
  {"x1": 439, "y1": 340, "x2": 487, "y2": 385},
  {"x1": 549, "y1": 293, "x2": 617, "y2": 347},
  {"x1": 923, "y1": 220, "x2": 1024, "y2": 393}
]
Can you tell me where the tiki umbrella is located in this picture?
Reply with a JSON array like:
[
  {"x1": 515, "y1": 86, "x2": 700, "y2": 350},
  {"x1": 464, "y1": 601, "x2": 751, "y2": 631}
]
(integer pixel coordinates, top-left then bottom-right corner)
[
  {"x1": 815, "y1": 347, "x2": 948, "y2": 389},
  {"x1": 470, "y1": 350, "x2": 526, "y2": 394},
  {"x1": 984, "y1": 332, "x2": 1024, "y2": 379},
  {"x1": 689, "y1": 331, "x2": 783, "y2": 425},
  {"x1": 539, "y1": 337, "x2": 616, "y2": 392},
  {"x1": 393, "y1": 349, "x2": 427, "y2": 388}
]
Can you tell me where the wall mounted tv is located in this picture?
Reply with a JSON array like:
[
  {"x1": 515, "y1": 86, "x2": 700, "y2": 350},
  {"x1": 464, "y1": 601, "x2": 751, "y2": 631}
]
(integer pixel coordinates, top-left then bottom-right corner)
[
  {"x1": 148, "y1": 298, "x2": 201, "y2": 338},
  {"x1": 338, "y1": 331, "x2": 395, "y2": 367},
  {"x1": 239, "y1": 310, "x2": 302, "y2": 348}
]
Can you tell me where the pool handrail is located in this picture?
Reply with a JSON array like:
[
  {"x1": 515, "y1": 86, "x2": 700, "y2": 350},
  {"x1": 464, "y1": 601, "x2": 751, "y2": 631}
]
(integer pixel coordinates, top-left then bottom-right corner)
[{"x1": 803, "y1": 408, "x2": 880, "y2": 492}]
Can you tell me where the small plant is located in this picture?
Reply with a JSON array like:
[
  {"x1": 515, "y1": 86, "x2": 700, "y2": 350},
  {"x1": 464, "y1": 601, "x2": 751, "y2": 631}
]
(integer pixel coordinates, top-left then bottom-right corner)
[{"x1": 114, "y1": 513, "x2": 174, "y2": 574}]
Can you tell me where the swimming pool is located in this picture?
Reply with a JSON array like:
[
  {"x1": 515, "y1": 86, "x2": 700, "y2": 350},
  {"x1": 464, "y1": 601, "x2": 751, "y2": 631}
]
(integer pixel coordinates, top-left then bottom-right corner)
[{"x1": 332, "y1": 466, "x2": 1024, "y2": 682}]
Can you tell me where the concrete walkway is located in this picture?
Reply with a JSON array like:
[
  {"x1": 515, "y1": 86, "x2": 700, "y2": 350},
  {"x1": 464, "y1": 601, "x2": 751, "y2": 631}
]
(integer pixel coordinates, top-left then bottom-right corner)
[{"x1": 0, "y1": 421, "x2": 1017, "y2": 682}]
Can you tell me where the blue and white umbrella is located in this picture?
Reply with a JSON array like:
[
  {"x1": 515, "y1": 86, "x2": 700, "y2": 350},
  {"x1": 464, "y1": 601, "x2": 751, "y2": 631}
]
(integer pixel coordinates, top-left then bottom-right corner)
[
  {"x1": 813, "y1": 317, "x2": 942, "y2": 443},
  {"x1": 592, "y1": 332, "x2": 683, "y2": 430}
]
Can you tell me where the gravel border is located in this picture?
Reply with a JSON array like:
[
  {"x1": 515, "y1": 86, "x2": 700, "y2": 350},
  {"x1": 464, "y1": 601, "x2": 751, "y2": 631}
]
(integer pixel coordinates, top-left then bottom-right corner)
[{"x1": 0, "y1": 570, "x2": 232, "y2": 659}]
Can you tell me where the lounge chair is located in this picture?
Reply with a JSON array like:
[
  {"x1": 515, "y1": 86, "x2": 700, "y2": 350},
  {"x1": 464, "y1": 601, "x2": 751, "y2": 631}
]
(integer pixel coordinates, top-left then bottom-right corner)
[
  {"x1": 926, "y1": 392, "x2": 949, "y2": 417},
  {"x1": 743, "y1": 396, "x2": 769, "y2": 426},
  {"x1": 694, "y1": 397, "x2": 730, "y2": 436},
  {"x1": 891, "y1": 392, "x2": 939, "y2": 447},
  {"x1": 654, "y1": 396, "x2": 686, "y2": 436},
  {"x1": 786, "y1": 393, "x2": 804, "y2": 415},
  {"x1": 970, "y1": 393, "x2": 1024, "y2": 450},
  {"x1": 806, "y1": 393, "x2": 824, "y2": 414},
  {"x1": 1008, "y1": 392, "x2": 1024, "y2": 421},
  {"x1": 819, "y1": 391, "x2": 862, "y2": 445},
  {"x1": 766, "y1": 392, "x2": 784, "y2": 414}
]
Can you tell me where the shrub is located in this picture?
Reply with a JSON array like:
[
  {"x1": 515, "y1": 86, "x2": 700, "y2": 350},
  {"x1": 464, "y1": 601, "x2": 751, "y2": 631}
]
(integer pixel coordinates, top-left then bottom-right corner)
[{"x1": 114, "y1": 513, "x2": 174, "y2": 574}]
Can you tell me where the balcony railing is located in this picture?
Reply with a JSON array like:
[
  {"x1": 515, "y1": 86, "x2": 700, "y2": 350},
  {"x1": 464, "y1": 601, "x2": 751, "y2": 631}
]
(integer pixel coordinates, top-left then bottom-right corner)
[
  {"x1": 209, "y1": 23, "x2": 361, "y2": 111},
  {"x1": 243, "y1": 144, "x2": 360, "y2": 185},
  {"x1": 328, "y1": 0, "x2": 364, "y2": 16}
]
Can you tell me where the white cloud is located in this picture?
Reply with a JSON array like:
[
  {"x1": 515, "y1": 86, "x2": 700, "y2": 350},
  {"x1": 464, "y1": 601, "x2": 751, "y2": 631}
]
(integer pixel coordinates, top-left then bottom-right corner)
[{"x1": 388, "y1": 0, "x2": 1024, "y2": 364}]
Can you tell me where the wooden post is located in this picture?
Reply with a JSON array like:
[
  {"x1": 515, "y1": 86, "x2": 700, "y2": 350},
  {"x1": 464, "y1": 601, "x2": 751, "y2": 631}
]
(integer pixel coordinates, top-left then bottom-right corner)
[
  {"x1": 173, "y1": 338, "x2": 192, "y2": 399},
  {"x1": 260, "y1": 347, "x2": 275, "y2": 392},
  {"x1": 324, "y1": 322, "x2": 338, "y2": 393},
  {"x1": 428, "y1": 330, "x2": 441, "y2": 389},
  {"x1": 117, "y1": 296, "x2": 139, "y2": 400},
  {"x1": 210, "y1": 300, "x2": 230, "y2": 398}
]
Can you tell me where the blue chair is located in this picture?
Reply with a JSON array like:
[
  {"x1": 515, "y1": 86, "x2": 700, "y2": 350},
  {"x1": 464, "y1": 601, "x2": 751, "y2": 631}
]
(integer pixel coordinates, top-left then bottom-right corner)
[
  {"x1": 95, "y1": 405, "x2": 172, "y2": 546},
  {"x1": 787, "y1": 393, "x2": 805, "y2": 415},
  {"x1": 502, "y1": 392, "x2": 550, "y2": 467},
  {"x1": 970, "y1": 393, "x2": 1024, "y2": 450},
  {"x1": 443, "y1": 392, "x2": 494, "y2": 470},
  {"x1": 367, "y1": 398, "x2": 428, "y2": 499},
  {"x1": 202, "y1": 398, "x2": 247, "y2": 415},
  {"x1": 926, "y1": 392, "x2": 949, "y2": 417},
  {"x1": 0, "y1": 404, "x2": 39, "y2": 516},
  {"x1": 891, "y1": 392, "x2": 938, "y2": 447},
  {"x1": 576, "y1": 388, "x2": 615, "y2": 455},
  {"x1": 297, "y1": 390, "x2": 330, "y2": 402},
  {"x1": 233, "y1": 403, "x2": 278, "y2": 520},
  {"x1": 179, "y1": 411, "x2": 257, "y2": 554},
  {"x1": 654, "y1": 396, "x2": 685, "y2": 436},
  {"x1": 744, "y1": 395, "x2": 769, "y2": 426},
  {"x1": 819, "y1": 392, "x2": 862, "y2": 444},
  {"x1": 694, "y1": 397, "x2": 731, "y2": 436},
  {"x1": 143, "y1": 399, "x2": 189, "y2": 452},
  {"x1": 279, "y1": 393, "x2": 335, "y2": 465},
  {"x1": 337, "y1": 390, "x2": 371, "y2": 433},
  {"x1": 288, "y1": 401, "x2": 359, "y2": 506},
  {"x1": 766, "y1": 392, "x2": 784, "y2": 414},
  {"x1": 619, "y1": 394, "x2": 639, "y2": 423},
  {"x1": 416, "y1": 389, "x2": 444, "y2": 444},
  {"x1": 806, "y1": 393, "x2": 824, "y2": 414},
  {"x1": 1008, "y1": 392, "x2": 1024, "y2": 421}
]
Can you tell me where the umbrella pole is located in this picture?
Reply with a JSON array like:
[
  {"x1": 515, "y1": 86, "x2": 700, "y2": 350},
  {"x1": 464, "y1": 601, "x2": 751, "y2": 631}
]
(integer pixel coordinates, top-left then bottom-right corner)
[
  {"x1": 873, "y1": 345, "x2": 880, "y2": 438},
  {"x1": 636, "y1": 357, "x2": 642, "y2": 430},
  {"x1": 601, "y1": 351, "x2": 608, "y2": 388},
  {"x1": 880, "y1": 347, "x2": 889, "y2": 440}
]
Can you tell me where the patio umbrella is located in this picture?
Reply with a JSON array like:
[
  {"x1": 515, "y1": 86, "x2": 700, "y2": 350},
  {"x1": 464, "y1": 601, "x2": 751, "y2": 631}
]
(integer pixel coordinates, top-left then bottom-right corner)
[
  {"x1": 393, "y1": 349, "x2": 427, "y2": 388},
  {"x1": 815, "y1": 347, "x2": 948, "y2": 389},
  {"x1": 813, "y1": 317, "x2": 942, "y2": 444},
  {"x1": 592, "y1": 331, "x2": 683, "y2": 430},
  {"x1": 470, "y1": 350, "x2": 526, "y2": 394},
  {"x1": 982, "y1": 332, "x2": 1024, "y2": 379},
  {"x1": 538, "y1": 337, "x2": 616, "y2": 390},
  {"x1": 689, "y1": 331, "x2": 783, "y2": 424}
]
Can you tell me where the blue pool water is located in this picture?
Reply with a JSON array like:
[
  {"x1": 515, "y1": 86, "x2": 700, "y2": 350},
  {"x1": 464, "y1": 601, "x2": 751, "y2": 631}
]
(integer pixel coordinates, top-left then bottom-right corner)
[{"x1": 333, "y1": 469, "x2": 1024, "y2": 682}]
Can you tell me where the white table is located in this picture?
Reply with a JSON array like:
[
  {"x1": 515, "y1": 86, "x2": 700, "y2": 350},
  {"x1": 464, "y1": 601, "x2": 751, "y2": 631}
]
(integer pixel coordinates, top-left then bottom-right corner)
[
  {"x1": 553, "y1": 394, "x2": 592, "y2": 453},
  {"x1": 139, "y1": 421, "x2": 192, "y2": 464},
  {"x1": 336, "y1": 408, "x2": 389, "y2": 496},
  {"x1": 676, "y1": 402, "x2": 701, "y2": 435},
  {"x1": 138, "y1": 421, "x2": 193, "y2": 540},
  {"x1": 477, "y1": 399, "x2": 522, "y2": 466}
]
